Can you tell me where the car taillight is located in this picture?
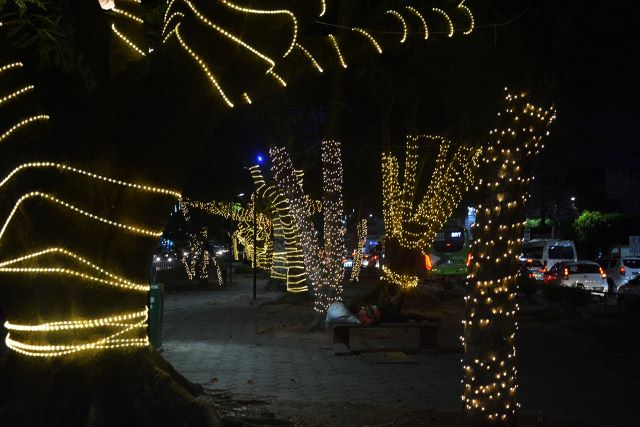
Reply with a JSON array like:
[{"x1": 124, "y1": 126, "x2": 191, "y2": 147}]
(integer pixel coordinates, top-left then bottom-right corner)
[
  {"x1": 599, "y1": 266, "x2": 606, "y2": 279},
  {"x1": 425, "y1": 254, "x2": 432, "y2": 271},
  {"x1": 466, "y1": 252, "x2": 472, "y2": 267},
  {"x1": 539, "y1": 267, "x2": 546, "y2": 273},
  {"x1": 563, "y1": 267, "x2": 569, "y2": 280},
  {"x1": 619, "y1": 266, "x2": 625, "y2": 276}
]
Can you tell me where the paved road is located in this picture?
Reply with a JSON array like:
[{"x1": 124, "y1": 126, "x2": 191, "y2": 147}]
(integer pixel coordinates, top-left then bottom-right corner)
[{"x1": 162, "y1": 274, "x2": 639, "y2": 425}]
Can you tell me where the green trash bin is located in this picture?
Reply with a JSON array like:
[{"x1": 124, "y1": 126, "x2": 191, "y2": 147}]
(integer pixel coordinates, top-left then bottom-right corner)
[{"x1": 148, "y1": 283, "x2": 164, "y2": 350}]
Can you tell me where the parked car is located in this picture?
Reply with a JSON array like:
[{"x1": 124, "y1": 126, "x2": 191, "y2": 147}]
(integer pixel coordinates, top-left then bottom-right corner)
[
  {"x1": 617, "y1": 275, "x2": 640, "y2": 313},
  {"x1": 521, "y1": 239, "x2": 578, "y2": 271},
  {"x1": 518, "y1": 258, "x2": 545, "y2": 281},
  {"x1": 599, "y1": 257, "x2": 640, "y2": 294},
  {"x1": 543, "y1": 260, "x2": 608, "y2": 293}
]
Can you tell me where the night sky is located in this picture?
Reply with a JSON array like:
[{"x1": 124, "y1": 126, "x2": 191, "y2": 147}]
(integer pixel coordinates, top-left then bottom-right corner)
[{"x1": 180, "y1": 1, "x2": 639, "y2": 220}]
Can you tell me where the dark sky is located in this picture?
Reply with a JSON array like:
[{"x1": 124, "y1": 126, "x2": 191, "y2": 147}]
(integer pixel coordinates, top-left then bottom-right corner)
[{"x1": 182, "y1": 1, "x2": 639, "y2": 218}]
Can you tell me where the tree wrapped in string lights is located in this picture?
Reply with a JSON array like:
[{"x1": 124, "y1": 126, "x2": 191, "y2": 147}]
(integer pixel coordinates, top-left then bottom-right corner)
[
  {"x1": 271, "y1": 140, "x2": 345, "y2": 311},
  {"x1": 248, "y1": 165, "x2": 316, "y2": 292},
  {"x1": 183, "y1": 197, "x2": 274, "y2": 271},
  {"x1": 0, "y1": 0, "x2": 479, "y2": 424},
  {"x1": 350, "y1": 219, "x2": 367, "y2": 283},
  {"x1": 381, "y1": 135, "x2": 481, "y2": 289},
  {"x1": 462, "y1": 89, "x2": 556, "y2": 425}
]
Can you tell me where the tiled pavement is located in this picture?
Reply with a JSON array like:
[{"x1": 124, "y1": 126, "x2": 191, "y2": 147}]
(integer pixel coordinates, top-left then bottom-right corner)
[{"x1": 162, "y1": 274, "x2": 639, "y2": 425}]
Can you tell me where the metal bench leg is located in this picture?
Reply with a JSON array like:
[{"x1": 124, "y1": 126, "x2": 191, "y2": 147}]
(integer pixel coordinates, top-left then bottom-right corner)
[
  {"x1": 333, "y1": 326, "x2": 351, "y2": 347},
  {"x1": 419, "y1": 326, "x2": 437, "y2": 349}
]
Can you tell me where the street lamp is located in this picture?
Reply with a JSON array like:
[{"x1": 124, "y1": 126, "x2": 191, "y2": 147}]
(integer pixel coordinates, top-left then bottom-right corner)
[
  {"x1": 551, "y1": 196, "x2": 577, "y2": 238},
  {"x1": 252, "y1": 193, "x2": 257, "y2": 300}
]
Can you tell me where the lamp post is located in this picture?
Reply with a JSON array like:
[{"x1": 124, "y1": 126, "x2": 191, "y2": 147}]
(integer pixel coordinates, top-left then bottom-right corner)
[
  {"x1": 551, "y1": 196, "x2": 576, "y2": 238},
  {"x1": 252, "y1": 193, "x2": 257, "y2": 300}
]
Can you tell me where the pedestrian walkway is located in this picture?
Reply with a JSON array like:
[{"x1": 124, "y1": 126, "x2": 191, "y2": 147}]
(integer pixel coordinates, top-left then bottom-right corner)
[
  {"x1": 162, "y1": 274, "x2": 640, "y2": 425},
  {"x1": 162, "y1": 274, "x2": 462, "y2": 413}
]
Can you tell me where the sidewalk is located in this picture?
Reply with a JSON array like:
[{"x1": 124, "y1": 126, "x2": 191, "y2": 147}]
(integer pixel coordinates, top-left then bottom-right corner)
[
  {"x1": 161, "y1": 274, "x2": 640, "y2": 425},
  {"x1": 161, "y1": 274, "x2": 462, "y2": 413}
]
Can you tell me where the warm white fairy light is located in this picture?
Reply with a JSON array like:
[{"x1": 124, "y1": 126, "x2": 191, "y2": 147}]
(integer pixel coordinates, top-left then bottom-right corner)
[
  {"x1": 112, "y1": 7, "x2": 144, "y2": 23},
  {"x1": 381, "y1": 265, "x2": 418, "y2": 289},
  {"x1": 382, "y1": 135, "x2": 480, "y2": 252},
  {"x1": 249, "y1": 165, "x2": 308, "y2": 292},
  {"x1": 0, "y1": 60, "x2": 176, "y2": 358},
  {"x1": 405, "y1": 6, "x2": 428, "y2": 39},
  {"x1": 218, "y1": 0, "x2": 298, "y2": 58},
  {"x1": 0, "y1": 247, "x2": 149, "y2": 292},
  {"x1": 243, "y1": 92, "x2": 252, "y2": 104},
  {"x1": 267, "y1": 69, "x2": 287, "y2": 87},
  {"x1": 381, "y1": 135, "x2": 480, "y2": 288},
  {"x1": 385, "y1": 10, "x2": 408, "y2": 43},
  {"x1": 350, "y1": 219, "x2": 367, "y2": 282},
  {"x1": 181, "y1": 228, "x2": 210, "y2": 281},
  {"x1": 352, "y1": 28, "x2": 382, "y2": 53},
  {"x1": 174, "y1": 24, "x2": 234, "y2": 107},
  {"x1": 294, "y1": 43, "x2": 324, "y2": 73},
  {"x1": 182, "y1": 198, "x2": 274, "y2": 273},
  {"x1": 0, "y1": 62, "x2": 23, "y2": 73},
  {"x1": 462, "y1": 89, "x2": 556, "y2": 423},
  {"x1": 0, "y1": 115, "x2": 49, "y2": 144},
  {"x1": 0, "y1": 162, "x2": 181, "y2": 197},
  {"x1": 5, "y1": 310, "x2": 149, "y2": 357},
  {"x1": 458, "y1": 1, "x2": 475, "y2": 35},
  {"x1": 162, "y1": 11, "x2": 184, "y2": 36},
  {"x1": 0, "y1": 85, "x2": 34, "y2": 105},
  {"x1": 328, "y1": 34, "x2": 347, "y2": 68},
  {"x1": 319, "y1": 0, "x2": 326, "y2": 17},
  {"x1": 432, "y1": 8, "x2": 454, "y2": 37},
  {"x1": 0, "y1": 192, "x2": 163, "y2": 241},
  {"x1": 271, "y1": 141, "x2": 345, "y2": 311},
  {"x1": 181, "y1": 0, "x2": 275, "y2": 69},
  {"x1": 111, "y1": 23, "x2": 146, "y2": 56}
]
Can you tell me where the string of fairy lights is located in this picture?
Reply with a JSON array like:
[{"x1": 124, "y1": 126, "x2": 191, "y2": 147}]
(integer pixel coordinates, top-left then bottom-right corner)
[
  {"x1": 156, "y1": 1, "x2": 474, "y2": 107},
  {"x1": 461, "y1": 89, "x2": 556, "y2": 423},
  {"x1": 271, "y1": 141, "x2": 346, "y2": 312},
  {"x1": 249, "y1": 165, "x2": 308, "y2": 292},
  {"x1": 182, "y1": 198, "x2": 274, "y2": 272},
  {"x1": 349, "y1": 219, "x2": 367, "y2": 283},
  {"x1": 381, "y1": 135, "x2": 480, "y2": 288},
  {"x1": 107, "y1": 0, "x2": 147, "y2": 57},
  {"x1": 0, "y1": 54, "x2": 182, "y2": 357}
]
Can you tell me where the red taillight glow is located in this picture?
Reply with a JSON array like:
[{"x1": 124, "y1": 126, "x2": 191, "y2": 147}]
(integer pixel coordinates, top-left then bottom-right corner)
[
  {"x1": 466, "y1": 252, "x2": 472, "y2": 267},
  {"x1": 539, "y1": 267, "x2": 546, "y2": 273},
  {"x1": 619, "y1": 266, "x2": 625, "y2": 276},
  {"x1": 425, "y1": 254, "x2": 432, "y2": 271}
]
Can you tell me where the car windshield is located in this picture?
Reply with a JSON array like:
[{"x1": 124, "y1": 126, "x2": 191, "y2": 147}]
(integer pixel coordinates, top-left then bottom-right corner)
[
  {"x1": 548, "y1": 245, "x2": 574, "y2": 259},
  {"x1": 521, "y1": 245, "x2": 543, "y2": 259},
  {"x1": 567, "y1": 263, "x2": 600, "y2": 274},
  {"x1": 623, "y1": 259, "x2": 640, "y2": 268}
]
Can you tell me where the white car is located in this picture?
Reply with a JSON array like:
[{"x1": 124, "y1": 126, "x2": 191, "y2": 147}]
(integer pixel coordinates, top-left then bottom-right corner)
[
  {"x1": 521, "y1": 239, "x2": 578, "y2": 271},
  {"x1": 617, "y1": 275, "x2": 640, "y2": 313},
  {"x1": 544, "y1": 260, "x2": 608, "y2": 293},
  {"x1": 600, "y1": 257, "x2": 640, "y2": 293}
]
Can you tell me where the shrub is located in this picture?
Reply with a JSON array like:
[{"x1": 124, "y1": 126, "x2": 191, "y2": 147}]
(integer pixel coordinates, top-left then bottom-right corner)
[
  {"x1": 542, "y1": 284, "x2": 592, "y2": 307},
  {"x1": 516, "y1": 275, "x2": 539, "y2": 300}
]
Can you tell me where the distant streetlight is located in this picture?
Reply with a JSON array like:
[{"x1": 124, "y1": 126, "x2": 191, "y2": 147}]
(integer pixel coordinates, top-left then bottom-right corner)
[{"x1": 551, "y1": 197, "x2": 577, "y2": 238}]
